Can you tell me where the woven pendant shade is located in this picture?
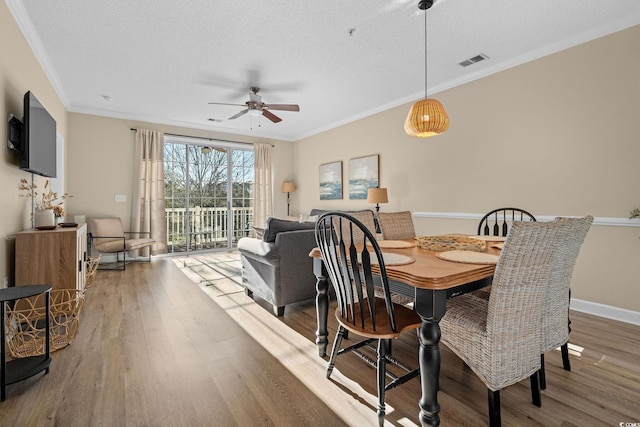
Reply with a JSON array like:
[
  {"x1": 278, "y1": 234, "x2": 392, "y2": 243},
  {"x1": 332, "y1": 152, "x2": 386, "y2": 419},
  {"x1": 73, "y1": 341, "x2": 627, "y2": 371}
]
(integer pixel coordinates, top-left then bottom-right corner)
[{"x1": 404, "y1": 98, "x2": 449, "y2": 138}]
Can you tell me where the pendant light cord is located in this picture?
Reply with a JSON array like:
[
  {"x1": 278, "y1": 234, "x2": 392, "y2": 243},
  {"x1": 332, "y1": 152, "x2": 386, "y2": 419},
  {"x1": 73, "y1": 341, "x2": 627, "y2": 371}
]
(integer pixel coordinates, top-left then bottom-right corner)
[{"x1": 424, "y1": 7, "x2": 428, "y2": 99}]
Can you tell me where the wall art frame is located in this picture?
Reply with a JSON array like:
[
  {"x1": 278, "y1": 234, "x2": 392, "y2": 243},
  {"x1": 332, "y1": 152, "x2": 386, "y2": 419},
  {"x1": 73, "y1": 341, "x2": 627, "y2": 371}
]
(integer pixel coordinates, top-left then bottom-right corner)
[
  {"x1": 319, "y1": 161, "x2": 343, "y2": 200},
  {"x1": 348, "y1": 154, "x2": 379, "y2": 200}
]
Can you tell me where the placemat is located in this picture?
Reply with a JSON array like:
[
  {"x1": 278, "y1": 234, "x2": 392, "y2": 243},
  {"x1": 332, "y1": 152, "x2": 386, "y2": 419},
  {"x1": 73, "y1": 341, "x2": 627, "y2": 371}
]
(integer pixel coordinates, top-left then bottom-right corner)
[
  {"x1": 467, "y1": 235, "x2": 507, "y2": 242},
  {"x1": 357, "y1": 252, "x2": 415, "y2": 266},
  {"x1": 436, "y1": 250, "x2": 499, "y2": 265},
  {"x1": 370, "y1": 240, "x2": 416, "y2": 249}
]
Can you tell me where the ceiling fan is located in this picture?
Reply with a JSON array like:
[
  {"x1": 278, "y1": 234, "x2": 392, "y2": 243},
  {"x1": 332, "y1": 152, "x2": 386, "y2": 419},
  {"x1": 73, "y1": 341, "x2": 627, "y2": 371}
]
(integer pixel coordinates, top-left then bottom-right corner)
[{"x1": 208, "y1": 87, "x2": 299, "y2": 123}]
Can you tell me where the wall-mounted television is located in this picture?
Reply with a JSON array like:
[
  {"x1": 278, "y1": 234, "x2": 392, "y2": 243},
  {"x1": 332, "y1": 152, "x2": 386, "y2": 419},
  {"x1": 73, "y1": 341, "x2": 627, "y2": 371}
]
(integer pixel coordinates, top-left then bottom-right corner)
[{"x1": 19, "y1": 91, "x2": 57, "y2": 178}]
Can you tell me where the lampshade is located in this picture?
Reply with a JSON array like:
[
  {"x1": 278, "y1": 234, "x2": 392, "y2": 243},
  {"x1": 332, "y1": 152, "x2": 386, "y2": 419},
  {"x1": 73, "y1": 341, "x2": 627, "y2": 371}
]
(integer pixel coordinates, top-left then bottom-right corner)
[
  {"x1": 249, "y1": 109, "x2": 262, "y2": 118},
  {"x1": 404, "y1": 99, "x2": 450, "y2": 137},
  {"x1": 367, "y1": 187, "x2": 388, "y2": 204},
  {"x1": 282, "y1": 181, "x2": 296, "y2": 193},
  {"x1": 405, "y1": 0, "x2": 449, "y2": 138}
]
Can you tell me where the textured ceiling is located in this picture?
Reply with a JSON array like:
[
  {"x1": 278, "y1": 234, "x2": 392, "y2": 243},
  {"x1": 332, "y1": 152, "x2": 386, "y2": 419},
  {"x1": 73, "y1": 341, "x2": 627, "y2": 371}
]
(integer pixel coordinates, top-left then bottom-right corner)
[{"x1": 7, "y1": 0, "x2": 640, "y2": 141}]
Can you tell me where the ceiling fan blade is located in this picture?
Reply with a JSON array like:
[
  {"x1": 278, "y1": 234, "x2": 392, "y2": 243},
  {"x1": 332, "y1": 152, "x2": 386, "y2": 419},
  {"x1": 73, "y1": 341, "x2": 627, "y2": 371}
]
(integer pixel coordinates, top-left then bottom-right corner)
[
  {"x1": 208, "y1": 102, "x2": 246, "y2": 107},
  {"x1": 228, "y1": 109, "x2": 249, "y2": 120},
  {"x1": 208, "y1": 118, "x2": 224, "y2": 122},
  {"x1": 262, "y1": 109, "x2": 282, "y2": 123},
  {"x1": 264, "y1": 104, "x2": 300, "y2": 112}
]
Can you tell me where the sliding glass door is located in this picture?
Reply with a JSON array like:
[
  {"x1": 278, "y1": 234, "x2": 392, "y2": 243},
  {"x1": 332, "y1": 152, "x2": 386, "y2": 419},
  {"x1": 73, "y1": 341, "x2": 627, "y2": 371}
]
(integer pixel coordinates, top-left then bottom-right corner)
[{"x1": 164, "y1": 138, "x2": 254, "y2": 253}]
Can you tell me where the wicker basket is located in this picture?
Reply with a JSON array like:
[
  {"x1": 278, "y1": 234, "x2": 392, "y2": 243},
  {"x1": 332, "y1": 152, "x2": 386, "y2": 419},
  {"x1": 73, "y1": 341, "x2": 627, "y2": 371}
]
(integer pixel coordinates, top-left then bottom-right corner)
[
  {"x1": 4, "y1": 289, "x2": 86, "y2": 358},
  {"x1": 85, "y1": 255, "x2": 101, "y2": 288},
  {"x1": 415, "y1": 235, "x2": 487, "y2": 252}
]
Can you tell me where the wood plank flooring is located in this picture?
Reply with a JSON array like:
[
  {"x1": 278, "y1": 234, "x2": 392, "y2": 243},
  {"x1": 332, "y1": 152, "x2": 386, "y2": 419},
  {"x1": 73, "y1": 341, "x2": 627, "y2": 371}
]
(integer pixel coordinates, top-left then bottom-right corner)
[{"x1": 1, "y1": 251, "x2": 638, "y2": 426}]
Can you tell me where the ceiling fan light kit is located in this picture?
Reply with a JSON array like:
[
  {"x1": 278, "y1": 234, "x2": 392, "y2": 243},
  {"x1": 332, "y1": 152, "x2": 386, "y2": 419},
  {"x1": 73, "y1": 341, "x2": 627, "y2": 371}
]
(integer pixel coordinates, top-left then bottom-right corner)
[
  {"x1": 405, "y1": 0, "x2": 449, "y2": 138},
  {"x1": 209, "y1": 86, "x2": 299, "y2": 125}
]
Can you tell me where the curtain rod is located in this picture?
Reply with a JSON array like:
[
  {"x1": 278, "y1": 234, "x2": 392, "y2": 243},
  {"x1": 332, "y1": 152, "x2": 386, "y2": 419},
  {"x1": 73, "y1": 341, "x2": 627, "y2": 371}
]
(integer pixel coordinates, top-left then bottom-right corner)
[{"x1": 129, "y1": 128, "x2": 273, "y2": 147}]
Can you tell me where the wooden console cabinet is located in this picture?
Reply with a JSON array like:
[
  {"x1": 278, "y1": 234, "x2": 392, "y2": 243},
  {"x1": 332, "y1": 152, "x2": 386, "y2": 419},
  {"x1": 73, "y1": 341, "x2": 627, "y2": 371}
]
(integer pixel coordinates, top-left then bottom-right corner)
[{"x1": 15, "y1": 224, "x2": 87, "y2": 291}]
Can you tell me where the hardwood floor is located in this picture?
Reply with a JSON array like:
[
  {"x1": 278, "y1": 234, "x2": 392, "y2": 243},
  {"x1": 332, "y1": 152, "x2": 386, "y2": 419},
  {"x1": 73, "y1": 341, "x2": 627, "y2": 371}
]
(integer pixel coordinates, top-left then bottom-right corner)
[{"x1": 1, "y1": 251, "x2": 638, "y2": 426}]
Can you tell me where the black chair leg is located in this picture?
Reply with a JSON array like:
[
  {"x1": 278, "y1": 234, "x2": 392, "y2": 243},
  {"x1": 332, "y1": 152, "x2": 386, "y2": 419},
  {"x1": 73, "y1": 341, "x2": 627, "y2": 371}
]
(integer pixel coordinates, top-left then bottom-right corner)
[
  {"x1": 530, "y1": 372, "x2": 541, "y2": 407},
  {"x1": 326, "y1": 326, "x2": 345, "y2": 378},
  {"x1": 539, "y1": 354, "x2": 547, "y2": 390},
  {"x1": 488, "y1": 389, "x2": 501, "y2": 427},
  {"x1": 561, "y1": 343, "x2": 571, "y2": 371},
  {"x1": 376, "y1": 339, "x2": 387, "y2": 427}
]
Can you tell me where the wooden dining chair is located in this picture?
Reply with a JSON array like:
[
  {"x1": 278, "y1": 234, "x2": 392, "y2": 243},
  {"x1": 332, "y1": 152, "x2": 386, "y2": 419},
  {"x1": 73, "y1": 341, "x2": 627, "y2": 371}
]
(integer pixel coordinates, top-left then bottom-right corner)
[
  {"x1": 440, "y1": 219, "x2": 573, "y2": 426},
  {"x1": 477, "y1": 207, "x2": 536, "y2": 236},
  {"x1": 315, "y1": 212, "x2": 421, "y2": 427},
  {"x1": 377, "y1": 211, "x2": 416, "y2": 240}
]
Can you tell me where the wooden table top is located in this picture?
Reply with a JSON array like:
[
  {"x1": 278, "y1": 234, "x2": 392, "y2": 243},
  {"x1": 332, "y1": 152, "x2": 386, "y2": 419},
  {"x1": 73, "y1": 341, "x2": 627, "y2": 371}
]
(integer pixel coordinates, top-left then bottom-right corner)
[{"x1": 309, "y1": 237, "x2": 501, "y2": 291}]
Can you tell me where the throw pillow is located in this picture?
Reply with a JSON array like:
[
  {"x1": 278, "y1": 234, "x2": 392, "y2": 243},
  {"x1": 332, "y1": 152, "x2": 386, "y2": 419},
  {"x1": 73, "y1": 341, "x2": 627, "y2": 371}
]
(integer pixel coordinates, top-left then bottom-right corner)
[{"x1": 262, "y1": 217, "x2": 316, "y2": 243}]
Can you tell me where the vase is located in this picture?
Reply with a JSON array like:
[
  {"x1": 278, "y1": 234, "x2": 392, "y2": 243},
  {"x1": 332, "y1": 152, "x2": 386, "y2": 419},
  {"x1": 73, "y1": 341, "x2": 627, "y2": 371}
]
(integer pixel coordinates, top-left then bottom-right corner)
[{"x1": 34, "y1": 208, "x2": 55, "y2": 229}]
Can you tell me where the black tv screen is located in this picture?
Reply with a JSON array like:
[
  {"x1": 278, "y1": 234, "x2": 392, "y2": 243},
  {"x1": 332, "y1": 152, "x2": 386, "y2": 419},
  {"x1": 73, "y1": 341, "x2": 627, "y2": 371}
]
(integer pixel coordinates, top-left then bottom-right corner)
[{"x1": 20, "y1": 91, "x2": 57, "y2": 178}]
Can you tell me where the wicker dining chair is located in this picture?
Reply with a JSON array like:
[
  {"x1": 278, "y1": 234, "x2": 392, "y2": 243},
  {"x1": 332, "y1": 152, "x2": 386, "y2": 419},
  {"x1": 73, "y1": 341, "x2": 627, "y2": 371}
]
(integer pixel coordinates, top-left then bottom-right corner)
[
  {"x1": 440, "y1": 219, "x2": 572, "y2": 426},
  {"x1": 477, "y1": 207, "x2": 536, "y2": 236},
  {"x1": 472, "y1": 207, "x2": 537, "y2": 300},
  {"x1": 331, "y1": 210, "x2": 377, "y2": 245},
  {"x1": 315, "y1": 212, "x2": 421, "y2": 427},
  {"x1": 538, "y1": 216, "x2": 592, "y2": 389},
  {"x1": 377, "y1": 211, "x2": 416, "y2": 240}
]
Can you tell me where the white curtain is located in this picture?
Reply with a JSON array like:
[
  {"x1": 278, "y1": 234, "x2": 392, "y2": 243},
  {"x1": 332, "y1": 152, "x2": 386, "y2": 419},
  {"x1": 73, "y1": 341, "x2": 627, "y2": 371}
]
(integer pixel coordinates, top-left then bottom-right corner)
[
  {"x1": 131, "y1": 129, "x2": 167, "y2": 255},
  {"x1": 253, "y1": 143, "x2": 273, "y2": 228}
]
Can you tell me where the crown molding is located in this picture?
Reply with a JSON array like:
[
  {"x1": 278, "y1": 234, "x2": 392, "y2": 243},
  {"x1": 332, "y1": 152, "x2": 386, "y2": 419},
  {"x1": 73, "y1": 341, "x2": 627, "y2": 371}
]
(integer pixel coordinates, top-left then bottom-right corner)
[{"x1": 5, "y1": 0, "x2": 71, "y2": 107}]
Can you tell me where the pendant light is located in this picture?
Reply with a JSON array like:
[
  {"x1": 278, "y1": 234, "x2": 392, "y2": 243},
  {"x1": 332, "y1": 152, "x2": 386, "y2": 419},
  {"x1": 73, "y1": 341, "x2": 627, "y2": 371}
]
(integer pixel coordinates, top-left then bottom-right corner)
[{"x1": 404, "y1": 0, "x2": 449, "y2": 138}]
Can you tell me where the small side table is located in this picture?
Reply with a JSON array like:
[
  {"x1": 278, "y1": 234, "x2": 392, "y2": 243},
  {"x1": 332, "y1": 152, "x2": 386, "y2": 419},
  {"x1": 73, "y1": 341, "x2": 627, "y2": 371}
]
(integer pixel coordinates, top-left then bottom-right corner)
[{"x1": 0, "y1": 284, "x2": 52, "y2": 401}]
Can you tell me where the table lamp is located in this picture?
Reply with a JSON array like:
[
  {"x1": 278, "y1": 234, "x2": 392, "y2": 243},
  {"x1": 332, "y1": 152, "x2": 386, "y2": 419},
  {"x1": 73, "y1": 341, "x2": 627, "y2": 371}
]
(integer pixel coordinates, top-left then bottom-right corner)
[
  {"x1": 367, "y1": 187, "x2": 388, "y2": 233},
  {"x1": 367, "y1": 187, "x2": 388, "y2": 213},
  {"x1": 282, "y1": 181, "x2": 296, "y2": 216}
]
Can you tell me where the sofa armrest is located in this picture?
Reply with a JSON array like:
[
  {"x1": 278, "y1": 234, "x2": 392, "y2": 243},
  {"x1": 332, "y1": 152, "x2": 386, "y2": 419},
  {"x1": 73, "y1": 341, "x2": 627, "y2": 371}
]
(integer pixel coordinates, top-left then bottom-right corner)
[
  {"x1": 238, "y1": 237, "x2": 279, "y2": 266},
  {"x1": 274, "y1": 229, "x2": 317, "y2": 280}
]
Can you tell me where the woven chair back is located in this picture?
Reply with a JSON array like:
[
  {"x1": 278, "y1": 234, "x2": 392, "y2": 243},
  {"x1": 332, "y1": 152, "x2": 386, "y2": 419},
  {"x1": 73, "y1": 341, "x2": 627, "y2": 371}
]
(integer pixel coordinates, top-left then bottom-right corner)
[
  {"x1": 541, "y1": 216, "x2": 593, "y2": 352},
  {"x1": 315, "y1": 212, "x2": 397, "y2": 333},
  {"x1": 482, "y1": 219, "x2": 573, "y2": 386},
  {"x1": 377, "y1": 211, "x2": 416, "y2": 240},
  {"x1": 330, "y1": 210, "x2": 377, "y2": 245},
  {"x1": 477, "y1": 207, "x2": 536, "y2": 236}
]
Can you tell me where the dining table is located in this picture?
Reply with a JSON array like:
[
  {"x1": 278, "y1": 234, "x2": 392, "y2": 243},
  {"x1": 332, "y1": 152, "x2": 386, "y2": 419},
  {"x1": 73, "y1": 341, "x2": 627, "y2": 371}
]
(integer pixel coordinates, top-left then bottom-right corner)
[{"x1": 309, "y1": 236, "x2": 502, "y2": 427}]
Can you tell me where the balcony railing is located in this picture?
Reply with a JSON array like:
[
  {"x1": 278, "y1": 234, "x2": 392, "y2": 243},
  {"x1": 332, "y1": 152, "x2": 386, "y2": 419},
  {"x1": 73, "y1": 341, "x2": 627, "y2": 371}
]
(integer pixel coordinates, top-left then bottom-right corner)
[{"x1": 165, "y1": 206, "x2": 254, "y2": 252}]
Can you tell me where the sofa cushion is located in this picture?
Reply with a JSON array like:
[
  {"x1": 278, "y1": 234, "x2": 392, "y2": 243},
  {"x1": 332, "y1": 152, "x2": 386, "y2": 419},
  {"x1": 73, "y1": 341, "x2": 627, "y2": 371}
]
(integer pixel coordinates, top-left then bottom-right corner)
[{"x1": 262, "y1": 217, "x2": 316, "y2": 243}]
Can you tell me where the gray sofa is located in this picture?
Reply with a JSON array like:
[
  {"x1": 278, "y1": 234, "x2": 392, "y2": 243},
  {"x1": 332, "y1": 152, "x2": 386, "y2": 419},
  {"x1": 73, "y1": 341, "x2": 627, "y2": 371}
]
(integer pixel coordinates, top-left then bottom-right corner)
[{"x1": 238, "y1": 217, "x2": 318, "y2": 316}]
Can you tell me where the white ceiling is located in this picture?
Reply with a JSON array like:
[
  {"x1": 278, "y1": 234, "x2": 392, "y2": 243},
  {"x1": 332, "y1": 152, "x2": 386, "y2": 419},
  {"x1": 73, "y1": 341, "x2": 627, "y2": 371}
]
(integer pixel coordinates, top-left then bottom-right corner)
[{"x1": 7, "y1": 0, "x2": 640, "y2": 141}]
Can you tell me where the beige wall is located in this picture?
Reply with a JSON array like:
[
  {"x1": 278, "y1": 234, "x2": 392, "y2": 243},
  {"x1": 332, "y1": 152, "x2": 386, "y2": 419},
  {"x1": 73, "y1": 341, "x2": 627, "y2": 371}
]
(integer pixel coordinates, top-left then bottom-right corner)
[
  {"x1": 1, "y1": 2, "x2": 68, "y2": 286},
  {"x1": 295, "y1": 25, "x2": 640, "y2": 312},
  {"x1": 66, "y1": 113, "x2": 294, "y2": 229}
]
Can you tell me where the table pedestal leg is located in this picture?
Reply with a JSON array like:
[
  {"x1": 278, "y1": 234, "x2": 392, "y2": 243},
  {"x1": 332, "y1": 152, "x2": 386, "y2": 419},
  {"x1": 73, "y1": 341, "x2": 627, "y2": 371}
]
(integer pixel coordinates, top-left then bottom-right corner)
[
  {"x1": 415, "y1": 289, "x2": 446, "y2": 427},
  {"x1": 313, "y1": 258, "x2": 329, "y2": 357},
  {"x1": 418, "y1": 319, "x2": 441, "y2": 426}
]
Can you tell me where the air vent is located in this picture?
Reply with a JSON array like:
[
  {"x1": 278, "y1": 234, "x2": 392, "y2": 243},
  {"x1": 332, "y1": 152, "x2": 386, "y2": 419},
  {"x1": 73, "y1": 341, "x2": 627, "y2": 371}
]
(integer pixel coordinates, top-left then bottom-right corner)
[{"x1": 459, "y1": 53, "x2": 489, "y2": 67}]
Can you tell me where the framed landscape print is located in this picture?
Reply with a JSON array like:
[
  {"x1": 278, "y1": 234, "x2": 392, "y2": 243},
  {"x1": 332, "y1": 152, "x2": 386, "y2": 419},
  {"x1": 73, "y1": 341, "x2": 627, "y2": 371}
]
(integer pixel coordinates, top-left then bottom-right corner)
[
  {"x1": 319, "y1": 161, "x2": 342, "y2": 200},
  {"x1": 349, "y1": 154, "x2": 379, "y2": 199}
]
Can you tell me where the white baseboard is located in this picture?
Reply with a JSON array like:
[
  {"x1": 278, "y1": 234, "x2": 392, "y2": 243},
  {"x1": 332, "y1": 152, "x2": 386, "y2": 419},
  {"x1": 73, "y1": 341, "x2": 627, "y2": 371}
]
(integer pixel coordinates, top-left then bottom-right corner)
[{"x1": 571, "y1": 298, "x2": 640, "y2": 326}]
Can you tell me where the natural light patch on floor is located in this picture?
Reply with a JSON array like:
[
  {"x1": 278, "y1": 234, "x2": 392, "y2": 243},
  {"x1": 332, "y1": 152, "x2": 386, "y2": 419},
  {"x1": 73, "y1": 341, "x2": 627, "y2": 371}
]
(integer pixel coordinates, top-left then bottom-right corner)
[
  {"x1": 567, "y1": 343, "x2": 584, "y2": 357},
  {"x1": 173, "y1": 253, "x2": 417, "y2": 427}
]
